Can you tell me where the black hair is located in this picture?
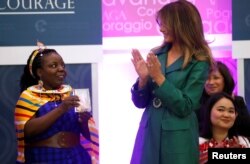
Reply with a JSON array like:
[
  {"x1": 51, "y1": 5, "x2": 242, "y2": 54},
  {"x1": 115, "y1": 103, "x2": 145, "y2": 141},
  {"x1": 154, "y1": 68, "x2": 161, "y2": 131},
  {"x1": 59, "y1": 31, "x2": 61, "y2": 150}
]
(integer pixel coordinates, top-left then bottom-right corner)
[
  {"x1": 20, "y1": 49, "x2": 58, "y2": 92},
  {"x1": 200, "y1": 92, "x2": 239, "y2": 139},
  {"x1": 200, "y1": 61, "x2": 235, "y2": 104},
  {"x1": 215, "y1": 61, "x2": 235, "y2": 95}
]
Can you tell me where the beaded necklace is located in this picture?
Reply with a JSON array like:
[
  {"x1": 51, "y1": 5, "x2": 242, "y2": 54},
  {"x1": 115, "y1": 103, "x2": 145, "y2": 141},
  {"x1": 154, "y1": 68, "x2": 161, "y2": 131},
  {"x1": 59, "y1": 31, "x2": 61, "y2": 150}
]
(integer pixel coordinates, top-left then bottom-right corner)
[
  {"x1": 28, "y1": 84, "x2": 72, "y2": 94},
  {"x1": 27, "y1": 84, "x2": 72, "y2": 107}
]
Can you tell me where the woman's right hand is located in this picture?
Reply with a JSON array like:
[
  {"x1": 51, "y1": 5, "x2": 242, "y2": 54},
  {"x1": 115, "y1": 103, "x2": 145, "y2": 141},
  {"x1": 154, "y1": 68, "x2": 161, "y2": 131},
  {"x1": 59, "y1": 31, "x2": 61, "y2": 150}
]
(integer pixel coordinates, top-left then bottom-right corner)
[
  {"x1": 131, "y1": 49, "x2": 150, "y2": 88},
  {"x1": 131, "y1": 49, "x2": 149, "y2": 79},
  {"x1": 59, "y1": 95, "x2": 80, "y2": 112},
  {"x1": 24, "y1": 95, "x2": 80, "y2": 137}
]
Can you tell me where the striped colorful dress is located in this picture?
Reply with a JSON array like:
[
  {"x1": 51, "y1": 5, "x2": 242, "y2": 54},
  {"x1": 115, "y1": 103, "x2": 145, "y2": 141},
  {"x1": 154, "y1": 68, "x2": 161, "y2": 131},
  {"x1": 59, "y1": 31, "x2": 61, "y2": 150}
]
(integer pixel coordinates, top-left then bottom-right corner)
[{"x1": 15, "y1": 85, "x2": 99, "y2": 164}]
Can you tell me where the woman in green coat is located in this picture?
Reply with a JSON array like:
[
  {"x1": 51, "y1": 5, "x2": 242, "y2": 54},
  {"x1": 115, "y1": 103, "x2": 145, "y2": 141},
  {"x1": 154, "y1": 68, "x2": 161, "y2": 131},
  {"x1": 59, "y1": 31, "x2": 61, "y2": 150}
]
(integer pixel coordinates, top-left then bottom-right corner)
[{"x1": 130, "y1": 1, "x2": 214, "y2": 164}]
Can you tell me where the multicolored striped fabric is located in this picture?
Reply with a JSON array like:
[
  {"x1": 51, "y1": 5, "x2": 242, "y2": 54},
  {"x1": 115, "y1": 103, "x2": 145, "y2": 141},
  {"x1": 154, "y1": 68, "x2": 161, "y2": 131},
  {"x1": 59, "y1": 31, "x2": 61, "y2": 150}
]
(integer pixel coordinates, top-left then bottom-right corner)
[
  {"x1": 14, "y1": 85, "x2": 99, "y2": 164},
  {"x1": 81, "y1": 117, "x2": 99, "y2": 164},
  {"x1": 15, "y1": 89, "x2": 50, "y2": 163}
]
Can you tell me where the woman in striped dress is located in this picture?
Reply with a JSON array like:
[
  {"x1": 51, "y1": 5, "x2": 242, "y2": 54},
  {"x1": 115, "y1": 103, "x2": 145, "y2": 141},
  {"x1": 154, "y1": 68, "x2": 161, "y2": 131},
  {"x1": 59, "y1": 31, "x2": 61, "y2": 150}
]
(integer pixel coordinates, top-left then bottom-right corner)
[{"x1": 15, "y1": 47, "x2": 98, "y2": 164}]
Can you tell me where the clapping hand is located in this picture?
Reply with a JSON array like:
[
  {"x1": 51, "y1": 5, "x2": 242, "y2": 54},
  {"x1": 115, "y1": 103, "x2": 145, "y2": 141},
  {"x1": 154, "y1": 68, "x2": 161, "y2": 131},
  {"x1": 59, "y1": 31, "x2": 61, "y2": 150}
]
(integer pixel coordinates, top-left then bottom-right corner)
[
  {"x1": 131, "y1": 49, "x2": 149, "y2": 80},
  {"x1": 131, "y1": 49, "x2": 165, "y2": 87},
  {"x1": 146, "y1": 52, "x2": 163, "y2": 81}
]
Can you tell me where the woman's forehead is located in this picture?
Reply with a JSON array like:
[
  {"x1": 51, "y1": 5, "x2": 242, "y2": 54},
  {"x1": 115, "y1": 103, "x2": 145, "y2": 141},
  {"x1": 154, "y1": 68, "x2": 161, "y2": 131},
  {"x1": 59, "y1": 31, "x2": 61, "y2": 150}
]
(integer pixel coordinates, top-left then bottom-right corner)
[
  {"x1": 210, "y1": 69, "x2": 221, "y2": 75},
  {"x1": 41, "y1": 53, "x2": 63, "y2": 63},
  {"x1": 213, "y1": 98, "x2": 234, "y2": 109}
]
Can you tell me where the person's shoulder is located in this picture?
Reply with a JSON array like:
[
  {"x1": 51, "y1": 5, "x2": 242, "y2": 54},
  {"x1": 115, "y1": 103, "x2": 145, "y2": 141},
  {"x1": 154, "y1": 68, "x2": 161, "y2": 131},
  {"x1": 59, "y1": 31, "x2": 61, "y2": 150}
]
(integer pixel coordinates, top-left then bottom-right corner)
[
  {"x1": 17, "y1": 89, "x2": 35, "y2": 101},
  {"x1": 234, "y1": 95, "x2": 245, "y2": 101},
  {"x1": 20, "y1": 88, "x2": 32, "y2": 95},
  {"x1": 189, "y1": 58, "x2": 209, "y2": 71},
  {"x1": 233, "y1": 95, "x2": 247, "y2": 107},
  {"x1": 191, "y1": 56, "x2": 209, "y2": 64}
]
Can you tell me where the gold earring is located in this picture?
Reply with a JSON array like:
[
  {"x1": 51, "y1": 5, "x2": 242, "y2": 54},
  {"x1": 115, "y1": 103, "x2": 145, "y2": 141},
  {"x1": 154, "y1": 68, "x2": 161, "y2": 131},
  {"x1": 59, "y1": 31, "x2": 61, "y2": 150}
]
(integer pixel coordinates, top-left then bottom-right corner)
[{"x1": 38, "y1": 80, "x2": 43, "y2": 89}]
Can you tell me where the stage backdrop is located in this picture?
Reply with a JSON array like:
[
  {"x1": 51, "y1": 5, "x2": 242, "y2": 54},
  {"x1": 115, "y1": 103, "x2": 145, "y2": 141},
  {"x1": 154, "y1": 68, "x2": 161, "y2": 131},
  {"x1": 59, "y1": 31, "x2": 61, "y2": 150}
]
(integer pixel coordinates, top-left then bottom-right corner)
[
  {"x1": 102, "y1": 0, "x2": 237, "y2": 93},
  {"x1": 0, "y1": 0, "x2": 102, "y2": 163},
  {"x1": 232, "y1": 0, "x2": 250, "y2": 110},
  {"x1": 102, "y1": 0, "x2": 235, "y2": 72},
  {"x1": 103, "y1": 0, "x2": 231, "y2": 36}
]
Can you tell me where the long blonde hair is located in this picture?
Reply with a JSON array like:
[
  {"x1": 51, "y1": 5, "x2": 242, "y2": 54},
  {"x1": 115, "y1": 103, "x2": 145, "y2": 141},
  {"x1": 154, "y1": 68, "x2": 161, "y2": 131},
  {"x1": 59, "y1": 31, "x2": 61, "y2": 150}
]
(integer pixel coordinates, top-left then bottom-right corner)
[{"x1": 156, "y1": 0, "x2": 214, "y2": 68}]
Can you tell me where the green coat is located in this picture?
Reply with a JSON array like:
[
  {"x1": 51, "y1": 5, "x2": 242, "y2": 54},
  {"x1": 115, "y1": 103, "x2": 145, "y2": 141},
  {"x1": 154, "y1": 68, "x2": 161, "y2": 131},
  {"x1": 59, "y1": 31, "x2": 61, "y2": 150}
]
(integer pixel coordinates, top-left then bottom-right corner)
[{"x1": 131, "y1": 45, "x2": 209, "y2": 164}]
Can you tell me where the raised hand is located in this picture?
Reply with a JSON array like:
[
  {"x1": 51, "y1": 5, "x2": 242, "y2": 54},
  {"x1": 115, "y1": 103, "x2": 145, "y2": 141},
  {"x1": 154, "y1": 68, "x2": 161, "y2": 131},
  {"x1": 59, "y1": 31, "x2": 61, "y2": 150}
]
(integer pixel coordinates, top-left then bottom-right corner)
[
  {"x1": 146, "y1": 52, "x2": 165, "y2": 86},
  {"x1": 131, "y1": 49, "x2": 150, "y2": 88},
  {"x1": 131, "y1": 49, "x2": 149, "y2": 80},
  {"x1": 229, "y1": 136, "x2": 245, "y2": 148}
]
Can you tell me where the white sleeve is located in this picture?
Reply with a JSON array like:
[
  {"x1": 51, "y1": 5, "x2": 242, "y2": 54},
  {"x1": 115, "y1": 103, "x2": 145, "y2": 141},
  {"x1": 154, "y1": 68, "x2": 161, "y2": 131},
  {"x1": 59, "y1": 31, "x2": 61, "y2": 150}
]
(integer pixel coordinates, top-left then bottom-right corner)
[
  {"x1": 199, "y1": 137, "x2": 208, "y2": 145},
  {"x1": 238, "y1": 136, "x2": 250, "y2": 148}
]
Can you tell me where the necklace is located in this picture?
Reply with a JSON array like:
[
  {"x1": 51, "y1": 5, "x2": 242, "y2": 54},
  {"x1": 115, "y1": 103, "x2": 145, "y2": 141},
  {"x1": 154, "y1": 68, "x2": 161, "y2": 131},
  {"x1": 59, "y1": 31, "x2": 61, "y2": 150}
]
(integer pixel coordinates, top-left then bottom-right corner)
[
  {"x1": 28, "y1": 84, "x2": 72, "y2": 94},
  {"x1": 28, "y1": 84, "x2": 72, "y2": 106}
]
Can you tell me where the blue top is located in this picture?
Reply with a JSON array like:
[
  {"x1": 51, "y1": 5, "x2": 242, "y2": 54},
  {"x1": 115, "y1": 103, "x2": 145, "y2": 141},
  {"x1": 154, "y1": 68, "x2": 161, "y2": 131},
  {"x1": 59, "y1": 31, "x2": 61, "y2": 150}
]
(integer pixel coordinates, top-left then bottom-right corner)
[{"x1": 24, "y1": 101, "x2": 91, "y2": 164}]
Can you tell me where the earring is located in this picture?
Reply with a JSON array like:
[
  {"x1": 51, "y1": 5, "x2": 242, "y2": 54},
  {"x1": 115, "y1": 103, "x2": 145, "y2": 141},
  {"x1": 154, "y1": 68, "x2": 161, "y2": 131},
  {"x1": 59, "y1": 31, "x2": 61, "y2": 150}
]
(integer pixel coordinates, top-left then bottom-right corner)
[{"x1": 38, "y1": 80, "x2": 43, "y2": 89}]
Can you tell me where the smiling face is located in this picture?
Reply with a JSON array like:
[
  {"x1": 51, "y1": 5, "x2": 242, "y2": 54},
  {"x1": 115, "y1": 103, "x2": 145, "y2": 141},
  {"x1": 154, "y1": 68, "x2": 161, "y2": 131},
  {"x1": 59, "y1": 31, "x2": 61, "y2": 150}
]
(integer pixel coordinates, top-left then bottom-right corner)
[
  {"x1": 205, "y1": 70, "x2": 225, "y2": 95},
  {"x1": 37, "y1": 52, "x2": 66, "y2": 90},
  {"x1": 210, "y1": 97, "x2": 237, "y2": 131}
]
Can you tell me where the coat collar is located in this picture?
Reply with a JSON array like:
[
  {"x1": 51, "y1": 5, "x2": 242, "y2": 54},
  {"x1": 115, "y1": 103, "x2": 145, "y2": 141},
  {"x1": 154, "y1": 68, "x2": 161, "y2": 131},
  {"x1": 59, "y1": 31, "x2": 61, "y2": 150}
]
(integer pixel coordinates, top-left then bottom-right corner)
[
  {"x1": 155, "y1": 44, "x2": 182, "y2": 74},
  {"x1": 154, "y1": 44, "x2": 197, "y2": 74}
]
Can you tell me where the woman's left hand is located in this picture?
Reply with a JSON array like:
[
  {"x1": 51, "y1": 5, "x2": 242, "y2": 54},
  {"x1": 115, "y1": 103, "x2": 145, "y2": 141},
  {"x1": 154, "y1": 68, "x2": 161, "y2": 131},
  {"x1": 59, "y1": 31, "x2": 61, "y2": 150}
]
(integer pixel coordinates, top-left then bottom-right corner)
[{"x1": 79, "y1": 111, "x2": 92, "y2": 140}]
